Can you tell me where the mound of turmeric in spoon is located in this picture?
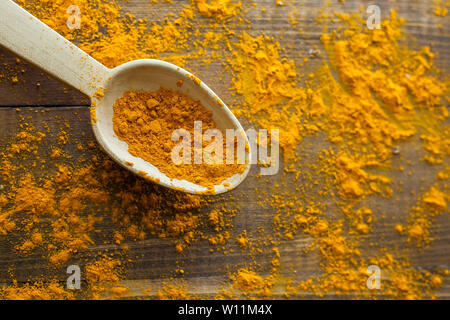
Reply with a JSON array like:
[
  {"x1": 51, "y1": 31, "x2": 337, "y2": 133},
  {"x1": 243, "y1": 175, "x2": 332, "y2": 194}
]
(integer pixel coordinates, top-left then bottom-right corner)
[{"x1": 112, "y1": 87, "x2": 246, "y2": 191}]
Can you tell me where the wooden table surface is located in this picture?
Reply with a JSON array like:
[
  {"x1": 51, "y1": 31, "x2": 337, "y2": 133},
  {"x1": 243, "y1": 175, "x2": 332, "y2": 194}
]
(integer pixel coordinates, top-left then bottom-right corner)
[{"x1": 0, "y1": 0, "x2": 448, "y2": 299}]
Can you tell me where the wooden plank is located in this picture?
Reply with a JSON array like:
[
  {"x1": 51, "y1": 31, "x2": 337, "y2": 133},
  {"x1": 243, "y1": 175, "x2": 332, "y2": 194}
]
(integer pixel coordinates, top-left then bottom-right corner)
[{"x1": 1, "y1": 0, "x2": 448, "y2": 107}]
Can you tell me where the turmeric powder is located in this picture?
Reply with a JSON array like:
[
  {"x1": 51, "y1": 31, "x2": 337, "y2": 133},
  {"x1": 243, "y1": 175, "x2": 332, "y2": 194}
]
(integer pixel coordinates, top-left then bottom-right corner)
[
  {"x1": 194, "y1": 0, "x2": 242, "y2": 19},
  {"x1": 112, "y1": 87, "x2": 245, "y2": 190}
]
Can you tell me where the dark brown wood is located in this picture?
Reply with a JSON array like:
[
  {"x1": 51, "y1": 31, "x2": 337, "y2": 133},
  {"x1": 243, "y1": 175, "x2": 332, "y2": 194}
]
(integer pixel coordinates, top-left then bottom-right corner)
[
  {"x1": 0, "y1": 48, "x2": 89, "y2": 106},
  {"x1": 0, "y1": 0, "x2": 448, "y2": 299}
]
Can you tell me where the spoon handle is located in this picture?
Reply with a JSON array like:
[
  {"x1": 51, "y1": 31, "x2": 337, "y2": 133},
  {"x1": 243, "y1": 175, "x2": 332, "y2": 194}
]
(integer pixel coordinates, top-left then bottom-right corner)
[{"x1": 0, "y1": 0, "x2": 110, "y2": 98}]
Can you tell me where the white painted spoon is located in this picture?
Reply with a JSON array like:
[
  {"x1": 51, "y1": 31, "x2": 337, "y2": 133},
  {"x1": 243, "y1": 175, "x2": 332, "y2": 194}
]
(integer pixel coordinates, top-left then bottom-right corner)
[{"x1": 0, "y1": 0, "x2": 251, "y2": 195}]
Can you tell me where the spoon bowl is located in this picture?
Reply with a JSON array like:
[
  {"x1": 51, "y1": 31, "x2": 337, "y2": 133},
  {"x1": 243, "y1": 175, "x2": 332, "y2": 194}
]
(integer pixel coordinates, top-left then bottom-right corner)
[
  {"x1": 94, "y1": 59, "x2": 251, "y2": 194},
  {"x1": 0, "y1": 0, "x2": 251, "y2": 195}
]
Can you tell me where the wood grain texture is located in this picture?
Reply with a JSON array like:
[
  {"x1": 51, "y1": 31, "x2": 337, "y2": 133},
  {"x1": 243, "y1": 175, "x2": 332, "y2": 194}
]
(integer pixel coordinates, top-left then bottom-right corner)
[
  {"x1": 0, "y1": 0, "x2": 449, "y2": 299},
  {"x1": 0, "y1": 48, "x2": 89, "y2": 106}
]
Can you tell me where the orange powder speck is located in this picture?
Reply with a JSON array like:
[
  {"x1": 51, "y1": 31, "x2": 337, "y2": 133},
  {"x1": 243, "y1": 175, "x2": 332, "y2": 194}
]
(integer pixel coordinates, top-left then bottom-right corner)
[{"x1": 194, "y1": 0, "x2": 241, "y2": 20}]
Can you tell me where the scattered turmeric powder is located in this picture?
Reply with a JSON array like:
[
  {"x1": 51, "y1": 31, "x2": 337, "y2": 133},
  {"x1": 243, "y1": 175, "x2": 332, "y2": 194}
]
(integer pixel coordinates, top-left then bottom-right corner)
[
  {"x1": 232, "y1": 268, "x2": 274, "y2": 298},
  {"x1": 194, "y1": 0, "x2": 242, "y2": 19}
]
